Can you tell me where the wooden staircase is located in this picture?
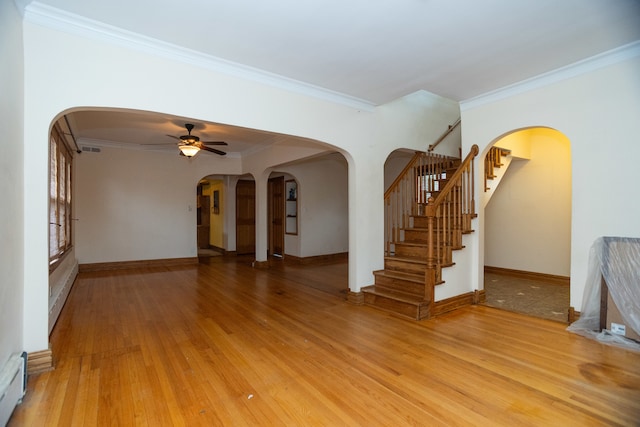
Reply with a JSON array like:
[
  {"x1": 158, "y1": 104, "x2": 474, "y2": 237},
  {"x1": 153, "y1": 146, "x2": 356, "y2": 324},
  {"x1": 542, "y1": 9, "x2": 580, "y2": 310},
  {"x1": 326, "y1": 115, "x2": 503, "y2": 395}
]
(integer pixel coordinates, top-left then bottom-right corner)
[
  {"x1": 484, "y1": 146, "x2": 511, "y2": 191},
  {"x1": 362, "y1": 145, "x2": 479, "y2": 320}
]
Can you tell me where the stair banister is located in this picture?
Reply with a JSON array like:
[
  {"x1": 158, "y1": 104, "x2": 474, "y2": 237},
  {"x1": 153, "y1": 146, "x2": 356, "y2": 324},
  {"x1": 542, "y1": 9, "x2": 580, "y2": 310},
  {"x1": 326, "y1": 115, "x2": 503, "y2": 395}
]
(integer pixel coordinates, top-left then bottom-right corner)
[
  {"x1": 428, "y1": 117, "x2": 461, "y2": 152},
  {"x1": 427, "y1": 145, "x2": 478, "y2": 209},
  {"x1": 424, "y1": 144, "x2": 479, "y2": 300},
  {"x1": 384, "y1": 151, "x2": 456, "y2": 257}
]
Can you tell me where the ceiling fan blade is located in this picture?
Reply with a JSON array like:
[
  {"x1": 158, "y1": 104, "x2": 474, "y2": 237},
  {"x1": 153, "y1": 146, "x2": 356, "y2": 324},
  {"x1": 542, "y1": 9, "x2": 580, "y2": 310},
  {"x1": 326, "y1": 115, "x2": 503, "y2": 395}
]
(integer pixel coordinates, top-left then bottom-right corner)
[
  {"x1": 166, "y1": 134, "x2": 180, "y2": 141},
  {"x1": 201, "y1": 141, "x2": 228, "y2": 146},
  {"x1": 200, "y1": 146, "x2": 226, "y2": 156}
]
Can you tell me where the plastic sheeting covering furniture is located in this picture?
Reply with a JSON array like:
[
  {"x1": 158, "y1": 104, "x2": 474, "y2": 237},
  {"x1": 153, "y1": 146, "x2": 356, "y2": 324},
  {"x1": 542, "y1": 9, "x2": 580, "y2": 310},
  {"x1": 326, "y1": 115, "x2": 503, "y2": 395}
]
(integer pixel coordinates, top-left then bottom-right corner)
[{"x1": 567, "y1": 236, "x2": 640, "y2": 351}]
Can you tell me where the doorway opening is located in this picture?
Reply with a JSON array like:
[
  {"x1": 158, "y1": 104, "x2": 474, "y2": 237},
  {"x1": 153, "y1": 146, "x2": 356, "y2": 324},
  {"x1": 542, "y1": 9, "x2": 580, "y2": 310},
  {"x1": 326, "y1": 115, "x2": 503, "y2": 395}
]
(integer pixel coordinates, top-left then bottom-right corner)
[
  {"x1": 482, "y1": 127, "x2": 572, "y2": 322},
  {"x1": 236, "y1": 179, "x2": 256, "y2": 255},
  {"x1": 197, "y1": 178, "x2": 224, "y2": 258},
  {"x1": 268, "y1": 175, "x2": 285, "y2": 258}
]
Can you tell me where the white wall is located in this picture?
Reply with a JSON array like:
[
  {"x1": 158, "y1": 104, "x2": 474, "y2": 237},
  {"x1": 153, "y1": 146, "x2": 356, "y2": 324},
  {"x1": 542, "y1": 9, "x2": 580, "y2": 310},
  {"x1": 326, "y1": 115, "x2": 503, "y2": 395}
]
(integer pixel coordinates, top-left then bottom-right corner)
[
  {"x1": 485, "y1": 128, "x2": 571, "y2": 276},
  {"x1": 75, "y1": 145, "x2": 243, "y2": 263},
  {"x1": 279, "y1": 153, "x2": 349, "y2": 258},
  {"x1": 0, "y1": 0, "x2": 25, "y2": 364},
  {"x1": 21, "y1": 14, "x2": 458, "y2": 352},
  {"x1": 462, "y1": 53, "x2": 640, "y2": 309},
  {"x1": 384, "y1": 151, "x2": 413, "y2": 191}
]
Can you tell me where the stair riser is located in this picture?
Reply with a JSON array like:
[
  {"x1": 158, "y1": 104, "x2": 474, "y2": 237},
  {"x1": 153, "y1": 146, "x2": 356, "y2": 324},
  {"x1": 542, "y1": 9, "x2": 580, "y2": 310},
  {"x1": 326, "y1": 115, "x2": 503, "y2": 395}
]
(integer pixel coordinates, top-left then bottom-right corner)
[
  {"x1": 412, "y1": 217, "x2": 451, "y2": 228},
  {"x1": 398, "y1": 243, "x2": 459, "y2": 253},
  {"x1": 403, "y1": 232, "x2": 428, "y2": 242},
  {"x1": 373, "y1": 275, "x2": 425, "y2": 296},
  {"x1": 404, "y1": 230, "x2": 456, "y2": 242},
  {"x1": 393, "y1": 245, "x2": 451, "y2": 261},
  {"x1": 405, "y1": 228, "x2": 427, "y2": 237},
  {"x1": 363, "y1": 293, "x2": 429, "y2": 320},
  {"x1": 383, "y1": 261, "x2": 443, "y2": 283},
  {"x1": 412, "y1": 217, "x2": 474, "y2": 232},
  {"x1": 395, "y1": 245, "x2": 428, "y2": 258},
  {"x1": 385, "y1": 260, "x2": 426, "y2": 275}
]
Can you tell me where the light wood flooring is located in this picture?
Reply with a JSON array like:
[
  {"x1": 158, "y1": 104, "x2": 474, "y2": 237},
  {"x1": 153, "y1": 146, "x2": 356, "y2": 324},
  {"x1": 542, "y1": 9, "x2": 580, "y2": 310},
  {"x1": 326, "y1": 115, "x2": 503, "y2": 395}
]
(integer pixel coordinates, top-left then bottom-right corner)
[{"x1": 10, "y1": 256, "x2": 640, "y2": 426}]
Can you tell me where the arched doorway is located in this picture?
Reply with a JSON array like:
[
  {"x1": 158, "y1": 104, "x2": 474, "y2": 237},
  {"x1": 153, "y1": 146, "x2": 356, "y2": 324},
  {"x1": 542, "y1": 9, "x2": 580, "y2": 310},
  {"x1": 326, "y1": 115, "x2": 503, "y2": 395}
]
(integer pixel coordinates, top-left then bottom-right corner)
[
  {"x1": 482, "y1": 127, "x2": 572, "y2": 322},
  {"x1": 196, "y1": 177, "x2": 225, "y2": 257}
]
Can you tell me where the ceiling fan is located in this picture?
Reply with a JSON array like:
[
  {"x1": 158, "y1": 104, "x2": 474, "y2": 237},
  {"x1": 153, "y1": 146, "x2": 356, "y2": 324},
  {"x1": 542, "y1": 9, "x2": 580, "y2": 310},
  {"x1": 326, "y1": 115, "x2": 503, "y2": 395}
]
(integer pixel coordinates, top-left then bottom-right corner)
[{"x1": 168, "y1": 123, "x2": 227, "y2": 157}]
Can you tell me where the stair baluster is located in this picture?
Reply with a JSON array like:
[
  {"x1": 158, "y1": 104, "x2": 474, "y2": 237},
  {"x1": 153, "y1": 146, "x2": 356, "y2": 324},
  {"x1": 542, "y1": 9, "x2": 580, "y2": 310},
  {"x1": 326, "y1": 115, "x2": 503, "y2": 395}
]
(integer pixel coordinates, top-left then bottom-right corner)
[{"x1": 424, "y1": 145, "x2": 478, "y2": 292}]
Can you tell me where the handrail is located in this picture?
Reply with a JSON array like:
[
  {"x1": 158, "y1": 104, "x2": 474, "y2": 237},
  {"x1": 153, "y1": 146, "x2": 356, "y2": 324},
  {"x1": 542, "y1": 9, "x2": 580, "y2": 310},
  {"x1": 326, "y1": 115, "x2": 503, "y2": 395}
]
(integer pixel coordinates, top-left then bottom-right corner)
[
  {"x1": 423, "y1": 144, "x2": 478, "y2": 309},
  {"x1": 427, "y1": 144, "x2": 478, "y2": 209},
  {"x1": 428, "y1": 117, "x2": 461, "y2": 152},
  {"x1": 384, "y1": 150, "x2": 460, "y2": 256}
]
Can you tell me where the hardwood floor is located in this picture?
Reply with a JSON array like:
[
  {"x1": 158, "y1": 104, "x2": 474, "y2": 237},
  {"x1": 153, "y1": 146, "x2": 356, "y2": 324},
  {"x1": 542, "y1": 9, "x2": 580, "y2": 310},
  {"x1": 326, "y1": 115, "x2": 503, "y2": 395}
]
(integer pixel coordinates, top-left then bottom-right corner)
[{"x1": 10, "y1": 256, "x2": 640, "y2": 426}]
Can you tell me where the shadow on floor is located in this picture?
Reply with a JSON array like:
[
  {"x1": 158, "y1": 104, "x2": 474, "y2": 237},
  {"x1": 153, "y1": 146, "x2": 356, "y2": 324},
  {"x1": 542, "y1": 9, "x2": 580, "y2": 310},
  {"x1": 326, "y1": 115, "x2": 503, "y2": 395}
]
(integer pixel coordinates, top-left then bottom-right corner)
[{"x1": 483, "y1": 272, "x2": 569, "y2": 323}]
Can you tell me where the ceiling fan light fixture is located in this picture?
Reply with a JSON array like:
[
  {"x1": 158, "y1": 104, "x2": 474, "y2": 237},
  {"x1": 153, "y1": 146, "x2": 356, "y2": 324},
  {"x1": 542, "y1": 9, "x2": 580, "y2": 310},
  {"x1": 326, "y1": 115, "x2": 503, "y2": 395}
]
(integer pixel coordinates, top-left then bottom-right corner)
[
  {"x1": 170, "y1": 123, "x2": 227, "y2": 157},
  {"x1": 181, "y1": 136, "x2": 198, "y2": 144},
  {"x1": 179, "y1": 144, "x2": 200, "y2": 157}
]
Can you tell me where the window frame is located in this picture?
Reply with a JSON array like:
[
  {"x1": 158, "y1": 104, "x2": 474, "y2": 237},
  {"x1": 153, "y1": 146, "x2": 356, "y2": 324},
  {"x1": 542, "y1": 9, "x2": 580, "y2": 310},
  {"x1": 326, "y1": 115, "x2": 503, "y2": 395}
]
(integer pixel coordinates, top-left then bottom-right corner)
[{"x1": 49, "y1": 124, "x2": 74, "y2": 271}]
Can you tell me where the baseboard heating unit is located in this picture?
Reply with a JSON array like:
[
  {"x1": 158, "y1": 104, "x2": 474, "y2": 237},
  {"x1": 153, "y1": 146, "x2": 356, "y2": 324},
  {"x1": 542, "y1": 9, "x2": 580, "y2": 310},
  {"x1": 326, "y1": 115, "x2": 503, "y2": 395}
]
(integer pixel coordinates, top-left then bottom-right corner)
[{"x1": 0, "y1": 352, "x2": 27, "y2": 426}]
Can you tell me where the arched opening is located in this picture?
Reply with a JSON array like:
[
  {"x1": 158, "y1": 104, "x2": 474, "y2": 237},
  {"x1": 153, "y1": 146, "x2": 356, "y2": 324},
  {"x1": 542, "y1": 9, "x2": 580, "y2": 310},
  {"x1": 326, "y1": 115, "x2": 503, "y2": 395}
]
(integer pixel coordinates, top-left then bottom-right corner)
[
  {"x1": 43, "y1": 106, "x2": 356, "y2": 359},
  {"x1": 482, "y1": 127, "x2": 572, "y2": 322},
  {"x1": 268, "y1": 152, "x2": 349, "y2": 264},
  {"x1": 196, "y1": 177, "x2": 225, "y2": 258}
]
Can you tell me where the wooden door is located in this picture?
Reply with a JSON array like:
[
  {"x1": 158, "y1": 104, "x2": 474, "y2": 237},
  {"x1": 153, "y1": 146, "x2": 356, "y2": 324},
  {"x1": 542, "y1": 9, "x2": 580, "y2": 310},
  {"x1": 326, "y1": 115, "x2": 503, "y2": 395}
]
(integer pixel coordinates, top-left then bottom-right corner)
[
  {"x1": 197, "y1": 195, "x2": 210, "y2": 249},
  {"x1": 236, "y1": 180, "x2": 256, "y2": 255},
  {"x1": 269, "y1": 177, "x2": 285, "y2": 256}
]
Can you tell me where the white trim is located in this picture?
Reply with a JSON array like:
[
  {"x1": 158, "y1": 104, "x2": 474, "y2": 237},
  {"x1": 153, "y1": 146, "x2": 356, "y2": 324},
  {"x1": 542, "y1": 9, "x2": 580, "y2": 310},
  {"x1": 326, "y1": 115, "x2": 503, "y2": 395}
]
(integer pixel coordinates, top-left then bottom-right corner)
[
  {"x1": 23, "y1": 2, "x2": 376, "y2": 112},
  {"x1": 461, "y1": 41, "x2": 640, "y2": 111}
]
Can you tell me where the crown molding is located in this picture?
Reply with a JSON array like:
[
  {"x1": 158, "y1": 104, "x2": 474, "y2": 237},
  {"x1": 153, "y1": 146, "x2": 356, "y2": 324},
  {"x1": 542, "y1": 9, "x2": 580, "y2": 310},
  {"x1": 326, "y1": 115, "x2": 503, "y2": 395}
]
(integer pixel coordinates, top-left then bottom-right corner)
[
  {"x1": 23, "y1": 2, "x2": 376, "y2": 112},
  {"x1": 13, "y1": 0, "x2": 31, "y2": 17},
  {"x1": 461, "y1": 40, "x2": 640, "y2": 111}
]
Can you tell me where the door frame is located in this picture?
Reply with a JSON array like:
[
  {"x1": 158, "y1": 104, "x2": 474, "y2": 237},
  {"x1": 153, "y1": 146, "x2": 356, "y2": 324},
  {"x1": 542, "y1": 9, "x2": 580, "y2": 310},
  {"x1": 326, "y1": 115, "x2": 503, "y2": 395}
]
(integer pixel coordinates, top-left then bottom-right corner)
[
  {"x1": 268, "y1": 176, "x2": 285, "y2": 257},
  {"x1": 235, "y1": 179, "x2": 256, "y2": 255}
]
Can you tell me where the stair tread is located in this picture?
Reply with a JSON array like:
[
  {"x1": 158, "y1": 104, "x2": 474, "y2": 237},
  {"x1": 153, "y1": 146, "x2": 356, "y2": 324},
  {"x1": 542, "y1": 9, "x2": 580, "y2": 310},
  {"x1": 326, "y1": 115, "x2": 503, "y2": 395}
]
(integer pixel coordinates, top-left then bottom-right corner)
[
  {"x1": 373, "y1": 269, "x2": 424, "y2": 283},
  {"x1": 401, "y1": 231, "x2": 466, "y2": 237},
  {"x1": 395, "y1": 240, "x2": 471, "y2": 249},
  {"x1": 395, "y1": 241, "x2": 428, "y2": 246}
]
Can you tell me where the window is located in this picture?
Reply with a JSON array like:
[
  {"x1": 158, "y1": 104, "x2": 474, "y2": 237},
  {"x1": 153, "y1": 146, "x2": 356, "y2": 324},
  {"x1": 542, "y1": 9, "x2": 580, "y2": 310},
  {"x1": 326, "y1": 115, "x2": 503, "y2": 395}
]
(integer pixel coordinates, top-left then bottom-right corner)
[{"x1": 49, "y1": 125, "x2": 73, "y2": 268}]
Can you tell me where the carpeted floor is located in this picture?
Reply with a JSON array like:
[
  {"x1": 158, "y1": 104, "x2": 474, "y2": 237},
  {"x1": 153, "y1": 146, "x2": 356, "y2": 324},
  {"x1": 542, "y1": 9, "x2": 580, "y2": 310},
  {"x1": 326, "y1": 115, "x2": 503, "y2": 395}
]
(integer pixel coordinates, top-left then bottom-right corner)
[{"x1": 483, "y1": 272, "x2": 570, "y2": 323}]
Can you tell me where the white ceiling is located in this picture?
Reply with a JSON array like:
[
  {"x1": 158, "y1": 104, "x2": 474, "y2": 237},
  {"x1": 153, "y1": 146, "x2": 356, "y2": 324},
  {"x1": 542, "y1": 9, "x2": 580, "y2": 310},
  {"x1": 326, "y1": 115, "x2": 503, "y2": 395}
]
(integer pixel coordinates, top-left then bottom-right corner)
[
  {"x1": 24, "y1": 0, "x2": 640, "y2": 155},
  {"x1": 63, "y1": 110, "x2": 299, "y2": 158}
]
